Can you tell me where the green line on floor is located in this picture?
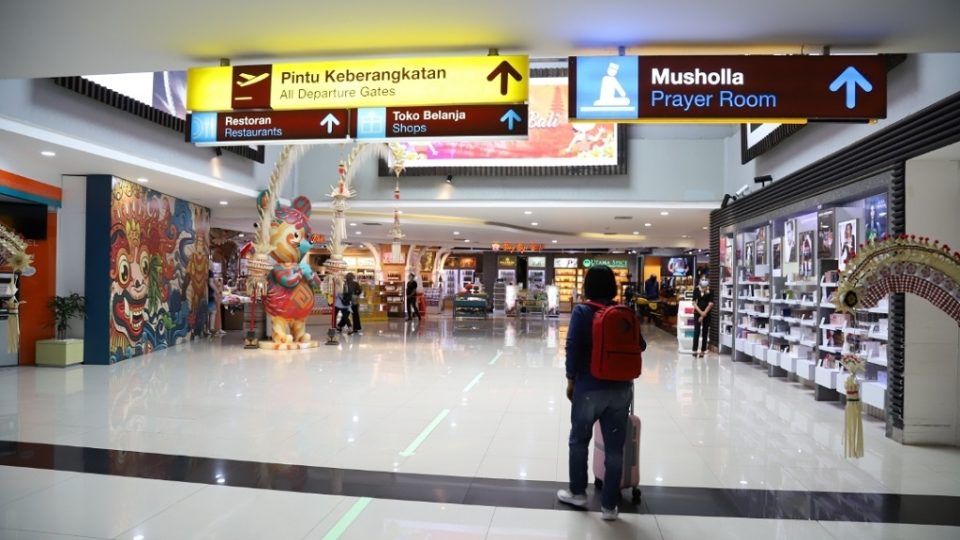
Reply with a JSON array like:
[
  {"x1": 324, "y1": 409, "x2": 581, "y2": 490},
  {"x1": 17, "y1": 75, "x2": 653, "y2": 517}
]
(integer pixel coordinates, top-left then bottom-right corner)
[
  {"x1": 398, "y1": 409, "x2": 450, "y2": 457},
  {"x1": 322, "y1": 497, "x2": 372, "y2": 540},
  {"x1": 489, "y1": 350, "x2": 503, "y2": 365},
  {"x1": 462, "y1": 372, "x2": 485, "y2": 393}
]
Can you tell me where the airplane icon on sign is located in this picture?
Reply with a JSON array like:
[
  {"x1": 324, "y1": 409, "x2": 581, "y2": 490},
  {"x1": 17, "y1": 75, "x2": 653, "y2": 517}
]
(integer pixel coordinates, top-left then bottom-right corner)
[{"x1": 236, "y1": 72, "x2": 270, "y2": 87}]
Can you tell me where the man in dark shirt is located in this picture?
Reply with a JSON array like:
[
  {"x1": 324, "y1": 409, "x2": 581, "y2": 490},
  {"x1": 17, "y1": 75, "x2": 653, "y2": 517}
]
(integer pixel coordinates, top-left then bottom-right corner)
[
  {"x1": 405, "y1": 273, "x2": 421, "y2": 321},
  {"x1": 691, "y1": 279, "x2": 714, "y2": 357}
]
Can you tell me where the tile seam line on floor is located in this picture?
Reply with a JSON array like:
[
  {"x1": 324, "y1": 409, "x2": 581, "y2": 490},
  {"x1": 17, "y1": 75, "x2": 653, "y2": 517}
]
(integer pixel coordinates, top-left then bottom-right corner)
[{"x1": 3, "y1": 442, "x2": 960, "y2": 526}]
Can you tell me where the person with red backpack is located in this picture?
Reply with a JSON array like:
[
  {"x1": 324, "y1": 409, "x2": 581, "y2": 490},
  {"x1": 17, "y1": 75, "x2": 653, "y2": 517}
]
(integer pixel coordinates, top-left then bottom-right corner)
[{"x1": 558, "y1": 265, "x2": 645, "y2": 520}]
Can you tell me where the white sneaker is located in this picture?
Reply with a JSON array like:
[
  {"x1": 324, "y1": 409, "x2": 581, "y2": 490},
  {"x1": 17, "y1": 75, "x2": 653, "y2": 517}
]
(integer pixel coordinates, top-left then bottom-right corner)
[
  {"x1": 556, "y1": 489, "x2": 587, "y2": 508},
  {"x1": 601, "y1": 506, "x2": 619, "y2": 521}
]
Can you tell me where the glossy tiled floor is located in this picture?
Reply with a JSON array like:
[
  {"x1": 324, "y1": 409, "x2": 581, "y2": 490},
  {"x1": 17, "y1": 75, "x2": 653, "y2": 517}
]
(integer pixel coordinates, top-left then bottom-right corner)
[{"x1": 1, "y1": 316, "x2": 959, "y2": 538}]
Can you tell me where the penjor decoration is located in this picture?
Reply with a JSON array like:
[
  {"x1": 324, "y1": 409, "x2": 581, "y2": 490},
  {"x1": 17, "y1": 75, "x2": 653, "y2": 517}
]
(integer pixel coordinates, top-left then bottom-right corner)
[
  {"x1": 839, "y1": 353, "x2": 866, "y2": 458},
  {"x1": 835, "y1": 234, "x2": 960, "y2": 324},
  {"x1": 0, "y1": 222, "x2": 33, "y2": 354},
  {"x1": 323, "y1": 143, "x2": 405, "y2": 344},
  {"x1": 832, "y1": 233, "x2": 960, "y2": 458}
]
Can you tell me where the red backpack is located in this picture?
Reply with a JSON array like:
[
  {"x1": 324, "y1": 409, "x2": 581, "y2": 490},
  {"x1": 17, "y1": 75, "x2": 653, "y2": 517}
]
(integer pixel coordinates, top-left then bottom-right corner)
[{"x1": 585, "y1": 302, "x2": 643, "y2": 381}]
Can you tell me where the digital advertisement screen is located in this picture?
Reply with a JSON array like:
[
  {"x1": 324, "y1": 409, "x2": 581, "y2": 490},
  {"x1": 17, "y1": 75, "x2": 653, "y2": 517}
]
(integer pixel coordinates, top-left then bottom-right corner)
[
  {"x1": 387, "y1": 77, "x2": 621, "y2": 174},
  {"x1": 663, "y1": 257, "x2": 693, "y2": 277}
]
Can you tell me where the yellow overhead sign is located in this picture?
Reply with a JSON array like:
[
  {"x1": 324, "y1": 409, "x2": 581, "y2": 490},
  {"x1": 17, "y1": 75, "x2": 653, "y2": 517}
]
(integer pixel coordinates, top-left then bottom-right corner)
[{"x1": 187, "y1": 55, "x2": 529, "y2": 111}]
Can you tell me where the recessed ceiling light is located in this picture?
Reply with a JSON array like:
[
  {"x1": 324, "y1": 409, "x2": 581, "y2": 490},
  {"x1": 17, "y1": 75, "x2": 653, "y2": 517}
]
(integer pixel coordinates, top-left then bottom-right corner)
[
  {"x1": 464, "y1": 239, "x2": 471, "y2": 243},
  {"x1": 349, "y1": 223, "x2": 357, "y2": 226},
  {"x1": 355, "y1": 231, "x2": 361, "y2": 235},
  {"x1": 219, "y1": 201, "x2": 228, "y2": 205},
  {"x1": 453, "y1": 231, "x2": 460, "y2": 235},
  {"x1": 644, "y1": 223, "x2": 652, "y2": 227},
  {"x1": 137, "y1": 177, "x2": 149, "y2": 183},
  {"x1": 40, "y1": 151, "x2": 55, "y2": 157},
  {"x1": 682, "y1": 235, "x2": 690, "y2": 238},
  {"x1": 660, "y1": 211, "x2": 670, "y2": 216},
  {"x1": 238, "y1": 233, "x2": 245, "y2": 238},
  {"x1": 551, "y1": 239, "x2": 558, "y2": 244},
  {"x1": 524, "y1": 210, "x2": 532, "y2": 215},
  {"x1": 702, "y1": 226, "x2": 709, "y2": 230},
  {"x1": 632, "y1": 231, "x2": 640, "y2": 235},
  {"x1": 531, "y1": 222, "x2": 538, "y2": 226}
]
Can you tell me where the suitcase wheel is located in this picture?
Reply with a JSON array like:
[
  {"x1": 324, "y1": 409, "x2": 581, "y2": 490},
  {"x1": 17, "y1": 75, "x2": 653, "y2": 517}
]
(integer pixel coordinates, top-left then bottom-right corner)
[
  {"x1": 631, "y1": 487, "x2": 642, "y2": 502},
  {"x1": 594, "y1": 478, "x2": 603, "y2": 489}
]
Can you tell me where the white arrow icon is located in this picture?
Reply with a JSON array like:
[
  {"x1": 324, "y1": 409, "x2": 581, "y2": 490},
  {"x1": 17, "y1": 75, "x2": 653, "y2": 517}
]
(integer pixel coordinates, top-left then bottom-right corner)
[{"x1": 320, "y1": 113, "x2": 341, "y2": 134}]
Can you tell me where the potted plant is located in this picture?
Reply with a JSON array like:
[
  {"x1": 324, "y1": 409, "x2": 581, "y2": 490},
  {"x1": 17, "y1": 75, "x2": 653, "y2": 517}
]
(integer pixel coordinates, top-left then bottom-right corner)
[{"x1": 36, "y1": 293, "x2": 86, "y2": 367}]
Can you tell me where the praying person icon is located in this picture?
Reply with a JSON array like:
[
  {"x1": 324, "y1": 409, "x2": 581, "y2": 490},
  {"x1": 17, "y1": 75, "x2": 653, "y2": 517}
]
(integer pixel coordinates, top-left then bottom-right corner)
[{"x1": 594, "y1": 63, "x2": 631, "y2": 107}]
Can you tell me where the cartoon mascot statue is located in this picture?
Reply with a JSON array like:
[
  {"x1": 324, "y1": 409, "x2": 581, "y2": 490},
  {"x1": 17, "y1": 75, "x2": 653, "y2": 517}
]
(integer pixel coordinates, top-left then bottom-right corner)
[{"x1": 258, "y1": 192, "x2": 322, "y2": 349}]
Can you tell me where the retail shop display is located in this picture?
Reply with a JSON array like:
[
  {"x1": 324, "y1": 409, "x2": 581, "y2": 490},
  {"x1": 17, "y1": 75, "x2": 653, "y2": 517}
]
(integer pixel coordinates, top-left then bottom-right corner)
[
  {"x1": 677, "y1": 300, "x2": 696, "y2": 353},
  {"x1": 0, "y1": 222, "x2": 31, "y2": 356},
  {"x1": 720, "y1": 190, "x2": 893, "y2": 419}
]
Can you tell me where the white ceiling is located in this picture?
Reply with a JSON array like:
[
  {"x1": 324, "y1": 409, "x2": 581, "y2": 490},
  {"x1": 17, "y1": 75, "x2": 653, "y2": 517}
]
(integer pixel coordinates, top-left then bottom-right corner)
[
  {"x1": 2, "y1": 0, "x2": 959, "y2": 79},
  {"x1": 213, "y1": 200, "x2": 714, "y2": 250},
  {"x1": 1, "y1": 0, "x2": 957, "y2": 251}
]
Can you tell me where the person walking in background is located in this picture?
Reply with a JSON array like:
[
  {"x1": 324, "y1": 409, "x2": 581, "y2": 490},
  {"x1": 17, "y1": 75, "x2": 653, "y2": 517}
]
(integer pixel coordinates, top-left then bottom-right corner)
[
  {"x1": 405, "y1": 273, "x2": 421, "y2": 321},
  {"x1": 335, "y1": 286, "x2": 353, "y2": 334},
  {"x1": 557, "y1": 265, "x2": 636, "y2": 521},
  {"x1": 691, "y1": 278, "x2": 713, "y2": 357},
  {"x1": 642, "y1": 274, "x2": 659, "y2": 323},
  {"x1": 345, "y1": 272, "x2": 364, "y2": 335}
]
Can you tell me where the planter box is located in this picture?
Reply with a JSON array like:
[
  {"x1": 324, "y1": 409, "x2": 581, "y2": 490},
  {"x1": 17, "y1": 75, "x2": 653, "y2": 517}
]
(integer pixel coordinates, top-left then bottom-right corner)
[{"x1": 35, "y1": 339, "x2": 84, "y2": 367}]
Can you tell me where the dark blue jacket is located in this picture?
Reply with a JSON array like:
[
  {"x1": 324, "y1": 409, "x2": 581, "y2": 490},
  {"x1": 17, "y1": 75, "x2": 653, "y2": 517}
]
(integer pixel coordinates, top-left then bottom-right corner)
[{"x1": 565, "y1": 303, "x2": 636, "y2": 395}]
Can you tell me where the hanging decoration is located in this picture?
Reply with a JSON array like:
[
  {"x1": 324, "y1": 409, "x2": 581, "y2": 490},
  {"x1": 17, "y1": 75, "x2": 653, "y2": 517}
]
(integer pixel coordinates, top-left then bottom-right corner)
[
  {"x1": 839, "y1": 353, "x2": 866, "y2": 458},
  {"x1": 389, "y1": 177, "x2": 404, "y2": 261},
  {"x1": 0, "y1": 222, "x2": 33, "y2": 354},
  {"x1": 324, "y1": 143, "x2": 405, "y2": 343},
  {"x1": 835, "y1": 234, "x2": 960, "y2": 324}
]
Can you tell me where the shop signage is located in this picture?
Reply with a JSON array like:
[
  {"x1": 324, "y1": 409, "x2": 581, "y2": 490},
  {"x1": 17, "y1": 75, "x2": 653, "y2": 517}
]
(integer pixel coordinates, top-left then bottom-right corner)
[
  {"x1": 569, "y1": 55, "x2": 886, "y2": 121},
  {"x1": 527, "y1": 256, "x2": 546, "y2": 268},
  {"x1": 187, "y1": 55, "x2": 529, "y2": 112},
  {"x1": 352, "y1": 104, "x2": 527, "y2": 141},
  {"x1": 553, "y1": 257, "x2": 578, "y2": 268},
  {"x1": 498, "y1": 255, "x2": 517, "y2": 267},
  {"x1": 188, "y1": 109, "x2": 350, "y2": 145},
  {"x1": 582, "y1": 258, "x2": 628, "y2": 269},
  {"x1": 491, "y1": 242, "x2": 544, "y2": 253},
  {"x1": 188, "y1": 104, "x2": 528, "y2": 145},
  {"x1": 444, "y1": 256, "x2": 477, "y2": 269}
]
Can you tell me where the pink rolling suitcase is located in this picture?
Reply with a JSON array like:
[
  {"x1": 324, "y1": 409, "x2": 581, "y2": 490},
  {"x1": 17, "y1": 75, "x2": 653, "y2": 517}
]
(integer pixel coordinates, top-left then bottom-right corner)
[{"x1": 592, "y1": 400, "x2": 641, "y2": 502}]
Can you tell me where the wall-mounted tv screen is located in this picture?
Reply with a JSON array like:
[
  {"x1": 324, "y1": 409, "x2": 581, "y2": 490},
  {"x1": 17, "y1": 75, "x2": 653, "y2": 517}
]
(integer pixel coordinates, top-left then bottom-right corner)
[{"x1": 0, "y1": 202, "x2": 47, "y2": 240}]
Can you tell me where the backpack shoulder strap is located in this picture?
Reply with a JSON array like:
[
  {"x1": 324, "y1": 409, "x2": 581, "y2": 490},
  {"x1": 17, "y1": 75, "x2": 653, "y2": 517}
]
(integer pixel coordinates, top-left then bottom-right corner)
[{"x1": 584, "y1": 301, "x2": 607, "y2": 311}]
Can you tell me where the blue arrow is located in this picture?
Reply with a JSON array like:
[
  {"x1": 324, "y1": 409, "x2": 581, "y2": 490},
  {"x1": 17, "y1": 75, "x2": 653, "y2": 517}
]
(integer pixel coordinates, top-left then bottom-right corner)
[
  {"x1": 829, "y1": 66, "x2": 873, "y2": 109},
  {"x1": 500, "y1": 109, "x2": 522, "y2": 131}
]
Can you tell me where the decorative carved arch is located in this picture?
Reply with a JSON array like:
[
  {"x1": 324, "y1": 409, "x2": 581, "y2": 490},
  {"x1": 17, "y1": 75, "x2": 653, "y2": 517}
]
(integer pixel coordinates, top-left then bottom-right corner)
[{"x1": 836, "y1": 236, "x2": 960, "y2": 325}]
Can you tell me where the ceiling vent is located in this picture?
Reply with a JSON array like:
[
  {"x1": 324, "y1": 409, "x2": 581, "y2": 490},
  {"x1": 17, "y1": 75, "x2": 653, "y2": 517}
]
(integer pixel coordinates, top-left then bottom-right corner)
[
  {"x1": 361, "y1": 222, "x2": 382, "y2": 226},
  {"x1": 614, "y1": 216, "x2": 633, "y2": 220}
]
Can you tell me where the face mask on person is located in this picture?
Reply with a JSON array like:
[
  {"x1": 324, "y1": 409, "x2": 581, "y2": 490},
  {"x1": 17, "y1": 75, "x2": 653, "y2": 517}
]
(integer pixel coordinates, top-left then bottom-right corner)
[{"x1": 700, "y1": 280, "x2": 709, "y2": 289}]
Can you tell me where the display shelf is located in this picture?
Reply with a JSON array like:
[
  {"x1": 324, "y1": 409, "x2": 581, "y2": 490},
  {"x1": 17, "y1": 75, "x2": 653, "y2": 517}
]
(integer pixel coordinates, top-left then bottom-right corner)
[
  {"x1": 820, "y1": 301, "x2": 837, "y2": 309},
  {"x1": 800, "y1": 318, "x2": 817, "y2": 327},
  {"x1": 800, "y1": 338, "x2": 818, "y2": 348},
  {"x1": 862, "y1": 381, "x2": 887, "y2": 409},
  {"x1": 815, "y1": 366, "x2": 843, "y2": 389},
  {"x1": 843, "y1": 327, "x2": 868, "y2": 336},
  {"x1": 721, "y1": 306, "x2": 733, "y2": 313},
  {"x1": 868, "y1": 331, "x2": 889, "y2": 341},
  {"x1": 796, "y1": 359, "x2": 816, "y2": 381},
  {"x1": 820, "y1": 345, "x2": 843, "y2": 354},
  {"x1": 867, "y1": 354, "x2": 888, "y2": 367}
]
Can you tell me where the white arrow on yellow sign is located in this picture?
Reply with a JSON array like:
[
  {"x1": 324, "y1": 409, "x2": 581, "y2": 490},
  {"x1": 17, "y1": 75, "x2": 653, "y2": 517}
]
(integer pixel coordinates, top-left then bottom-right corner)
[{"x1": 187, "y1": 55, "x2": 529, "y2": 112}]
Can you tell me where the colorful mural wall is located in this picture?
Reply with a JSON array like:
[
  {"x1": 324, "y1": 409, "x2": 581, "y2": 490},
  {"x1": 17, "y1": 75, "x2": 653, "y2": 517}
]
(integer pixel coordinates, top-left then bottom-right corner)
[{"x1": 108, "y1": 179, "x2": 209, "y2": 362}]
